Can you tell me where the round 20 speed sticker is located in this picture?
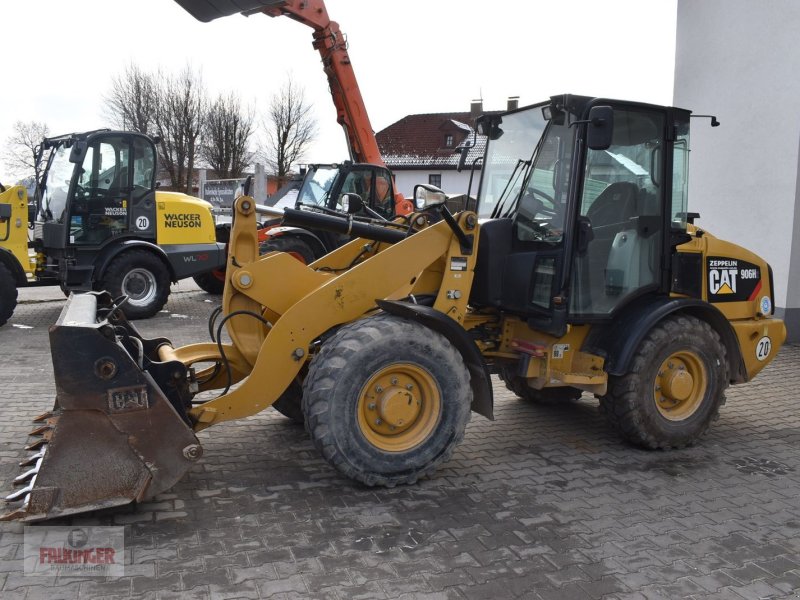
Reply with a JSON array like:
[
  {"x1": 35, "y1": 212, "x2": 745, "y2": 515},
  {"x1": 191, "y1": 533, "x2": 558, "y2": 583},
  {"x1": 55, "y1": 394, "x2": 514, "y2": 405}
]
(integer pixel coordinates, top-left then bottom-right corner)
[{"x1": 755, "y1": 336, "x2": 772, "y2": 362}]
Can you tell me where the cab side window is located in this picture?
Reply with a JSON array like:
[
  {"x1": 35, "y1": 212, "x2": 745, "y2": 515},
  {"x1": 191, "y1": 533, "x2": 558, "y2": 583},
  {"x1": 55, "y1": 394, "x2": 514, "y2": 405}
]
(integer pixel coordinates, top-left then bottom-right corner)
[
  {"x1": 337, "y1": 169, "x2": 372, "y2": 211},
  {"x1": 373, "y1": 171, "x2": 394, "y2": 218},
  {"x1": 132, "y1": 138, "x2": 155, "y2": 205}
]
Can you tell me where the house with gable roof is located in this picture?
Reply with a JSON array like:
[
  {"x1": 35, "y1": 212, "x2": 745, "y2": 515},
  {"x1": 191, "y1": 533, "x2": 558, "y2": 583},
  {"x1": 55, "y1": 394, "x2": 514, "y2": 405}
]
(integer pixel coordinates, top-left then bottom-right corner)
[{"x1": 376, "y1": 98, "x2": 521, "y2": 200}]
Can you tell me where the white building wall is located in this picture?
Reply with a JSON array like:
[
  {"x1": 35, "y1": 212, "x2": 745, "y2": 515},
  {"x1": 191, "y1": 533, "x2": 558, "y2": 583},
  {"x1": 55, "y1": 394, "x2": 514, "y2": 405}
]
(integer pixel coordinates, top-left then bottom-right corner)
[
  {"x1": 393, "y1": 170, "x2": 478, "y2": 200},
  {"x1": 674, "y1": 0, "x2": 800, "y2": 339}
]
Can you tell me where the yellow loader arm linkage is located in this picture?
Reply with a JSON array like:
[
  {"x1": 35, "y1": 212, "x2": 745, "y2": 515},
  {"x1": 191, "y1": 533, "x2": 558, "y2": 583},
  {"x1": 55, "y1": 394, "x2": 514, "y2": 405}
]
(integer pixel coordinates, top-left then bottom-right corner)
[
  {"x1": 3, "y1": 197, "x2": 478, "y2": 521},
  {"x1": 185, "y1": 198, "x2": 472, "y2": 430}
]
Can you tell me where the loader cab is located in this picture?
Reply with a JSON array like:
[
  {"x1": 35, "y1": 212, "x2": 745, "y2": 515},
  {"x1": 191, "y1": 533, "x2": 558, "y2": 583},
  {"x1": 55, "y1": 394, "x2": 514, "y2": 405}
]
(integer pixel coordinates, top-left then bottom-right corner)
[
  {"x1": 37, "y1": 131, "x2": 157, "y2": 250},
  {"x1": 290, "y1": 162, "x2": 397, "y2": 250},
  {"x1": 471, "y1": 94, "x2": 690, "y2": 335},
  {"x1": 296, "y1": 162, "x2": 396, "y2": 220}
]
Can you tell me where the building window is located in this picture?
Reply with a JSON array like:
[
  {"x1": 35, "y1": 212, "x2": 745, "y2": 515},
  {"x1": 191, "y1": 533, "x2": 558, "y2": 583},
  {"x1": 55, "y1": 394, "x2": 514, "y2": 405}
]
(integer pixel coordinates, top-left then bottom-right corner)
[
  {"x1": 429, "y1": 174, "x2": 442, "y2": 188},
  {"x1": 444, "y1": 134, "x2": 454, "y2": 148}
]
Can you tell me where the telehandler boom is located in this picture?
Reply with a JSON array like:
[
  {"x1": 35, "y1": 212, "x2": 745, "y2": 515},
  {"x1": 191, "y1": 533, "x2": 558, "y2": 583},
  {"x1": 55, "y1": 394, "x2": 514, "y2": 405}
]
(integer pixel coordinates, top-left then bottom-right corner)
[
  {"x1": 2, "y1": 94, "x2": 785, "y2": 521},
  {"x1": 183, "y1": 0, "x2": 413, "y2": 295},
  {"x1": 175, "y1": 0, "x2": 413, "y2": 216}
]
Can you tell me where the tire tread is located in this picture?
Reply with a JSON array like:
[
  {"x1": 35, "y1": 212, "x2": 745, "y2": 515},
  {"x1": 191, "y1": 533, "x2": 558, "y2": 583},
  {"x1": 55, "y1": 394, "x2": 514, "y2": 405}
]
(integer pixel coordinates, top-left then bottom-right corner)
[
  {"x1": 599, "y1": 315, "x2": 728, "y2": 449},
  {"x1": 303, "y1": 314, "x2": 471, "y2": 487}
]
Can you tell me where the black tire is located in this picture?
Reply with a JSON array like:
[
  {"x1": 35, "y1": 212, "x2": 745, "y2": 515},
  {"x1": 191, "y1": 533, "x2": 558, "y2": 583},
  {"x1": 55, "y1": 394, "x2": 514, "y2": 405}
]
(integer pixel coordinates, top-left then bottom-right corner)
[
  {"x1": 101, "y1": 249, "x2": 171, "y2": 320},
  {"x1": 303, "y1": 314, "x2": 472, "y2": 487},
  {"x1": 599, "y1": 314, "x2": 728, "y2": 449},
  {"x1": 193, "y1": 269, "x2": 225, "y2": 295},
  {"x1": 0, "y1": 262, "x2": 18, "y2": 327},
  {"x1": 259, "y1": 236, "x2": 316, "y2": 265},
  {"x1": 498, "y1": 367, "x2": 583, "y2": 404},
  {"x1": 271, "y1": 375, "x2": 305, "y2": 424}
]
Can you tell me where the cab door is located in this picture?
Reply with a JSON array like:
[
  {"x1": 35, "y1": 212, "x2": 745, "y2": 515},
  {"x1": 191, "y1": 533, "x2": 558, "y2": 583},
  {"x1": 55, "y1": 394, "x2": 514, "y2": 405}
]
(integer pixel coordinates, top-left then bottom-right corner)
[
  {"x1": 67, "y1": 134, "x2": 132, "y2": 246},
  {"x1": 569, "y1": 107, "x2": 667, "y2": 318}
]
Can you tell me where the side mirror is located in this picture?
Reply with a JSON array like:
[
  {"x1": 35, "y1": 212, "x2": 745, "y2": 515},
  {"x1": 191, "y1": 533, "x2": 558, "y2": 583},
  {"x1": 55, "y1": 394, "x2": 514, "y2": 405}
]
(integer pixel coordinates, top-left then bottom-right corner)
[
  {"x1": 341, "y1": 193, "x2": 363, "y2": 214},
  {"x1": 456, "y1": 147, "x2": 468, "y2": 173},
  {"x1": 413, "y1": 184, "x2": 447, "y2": 210},
  {"x1": 28, "y1": 202, "x2": 37, "y2": 224},
  {"x1": 69, "y1": 141, "x2": 88, "y2": 164},
  {"x1": 586, "y1": 106, "x2": 614, "y2": 150},
  {"x1": 456, "y1": 130, "x2": 478, "y2": 173}
]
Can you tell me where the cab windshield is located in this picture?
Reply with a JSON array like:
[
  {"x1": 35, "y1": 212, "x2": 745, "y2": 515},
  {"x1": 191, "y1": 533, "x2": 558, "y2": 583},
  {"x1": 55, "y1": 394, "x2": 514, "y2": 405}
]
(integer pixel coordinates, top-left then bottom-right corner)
[
  {"x1": 296, "y1": 165, "x2": 338, "y2": 207},
  {"x1": 42, "y1": 145, "x2": 75, "y2": 223},
  {"x1": 477, "y1": 104, "x2": 575, "y2": 243}
]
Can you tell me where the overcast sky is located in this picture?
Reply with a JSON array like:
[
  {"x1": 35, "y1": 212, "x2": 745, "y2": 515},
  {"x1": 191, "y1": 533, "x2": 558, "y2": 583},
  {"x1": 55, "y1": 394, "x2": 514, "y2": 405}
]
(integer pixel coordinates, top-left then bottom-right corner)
[{"x1": 0, "y1": 0, "x2": 677, "y2": 183}]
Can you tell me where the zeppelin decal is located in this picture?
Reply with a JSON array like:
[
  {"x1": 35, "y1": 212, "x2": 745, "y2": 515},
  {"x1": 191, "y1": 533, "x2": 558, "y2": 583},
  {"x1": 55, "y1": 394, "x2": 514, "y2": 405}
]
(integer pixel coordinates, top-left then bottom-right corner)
[{"x1": 707, "y1": 257, "x2": 761, "y2": 303}]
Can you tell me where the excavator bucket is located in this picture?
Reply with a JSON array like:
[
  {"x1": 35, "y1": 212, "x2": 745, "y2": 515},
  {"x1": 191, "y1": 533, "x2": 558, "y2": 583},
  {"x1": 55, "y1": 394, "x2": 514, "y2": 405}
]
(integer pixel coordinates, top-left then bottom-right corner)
[{"x1": 2, "y1": 293, "x2": 202, "y2": 522}]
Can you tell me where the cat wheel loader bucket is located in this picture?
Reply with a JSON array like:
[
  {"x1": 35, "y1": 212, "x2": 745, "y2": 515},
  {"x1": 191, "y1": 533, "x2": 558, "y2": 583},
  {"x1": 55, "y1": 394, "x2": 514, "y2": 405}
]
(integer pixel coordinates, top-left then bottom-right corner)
[{"x1": 2, "y1": 292, "x2": 202, "y2": 522}]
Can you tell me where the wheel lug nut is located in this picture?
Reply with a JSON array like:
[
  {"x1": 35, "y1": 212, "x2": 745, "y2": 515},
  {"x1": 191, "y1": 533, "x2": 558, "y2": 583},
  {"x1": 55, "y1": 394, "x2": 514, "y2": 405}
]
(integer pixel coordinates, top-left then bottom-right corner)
[
  {"x1": 368, "y1": 403, "x2": 376, "y2": 410},
  {"x1": 391, "y1": 378, "x2": 398, "y2": 385},
  {"x1": 406, "y1": 384, "x2": 413, "y2": 391},
  {"x1": 375, "y1": 385, "x2": 383, "y2": 393},
  {"x1": 375, "y1": 418, "x2": 382, "y2": 425}
]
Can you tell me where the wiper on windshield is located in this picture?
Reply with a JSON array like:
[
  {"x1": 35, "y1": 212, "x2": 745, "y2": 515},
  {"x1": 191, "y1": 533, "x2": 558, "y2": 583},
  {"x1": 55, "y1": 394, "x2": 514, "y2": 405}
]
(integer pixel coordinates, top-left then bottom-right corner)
[
  {"x1": 490, "y1": 158, "x2": 531, "y2": 220},
  {"x1": 489, "y1": 120, "x2": 553, "y2": 220}
]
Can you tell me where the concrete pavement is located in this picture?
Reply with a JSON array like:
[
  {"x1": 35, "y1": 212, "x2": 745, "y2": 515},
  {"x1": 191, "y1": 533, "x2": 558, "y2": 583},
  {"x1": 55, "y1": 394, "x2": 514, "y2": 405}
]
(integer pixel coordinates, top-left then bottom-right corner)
[{"x1": 0, "y1": 284, "x2": 798, "y2": 599}]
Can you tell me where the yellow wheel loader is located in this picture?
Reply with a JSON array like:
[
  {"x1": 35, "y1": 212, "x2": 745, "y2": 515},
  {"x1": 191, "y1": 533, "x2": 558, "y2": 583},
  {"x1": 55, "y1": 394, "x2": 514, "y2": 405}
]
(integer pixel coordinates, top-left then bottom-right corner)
[
  {"x1": 2, "y1": 95, "x2": 785, "y2": 522},
  {"x1": 0, "y1": 130, "x2": 226, "y2": 324}
]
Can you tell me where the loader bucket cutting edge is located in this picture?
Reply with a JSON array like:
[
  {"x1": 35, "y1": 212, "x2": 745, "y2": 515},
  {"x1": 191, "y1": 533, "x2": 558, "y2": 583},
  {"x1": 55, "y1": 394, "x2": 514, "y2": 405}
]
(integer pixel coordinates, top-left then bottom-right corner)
[{"x1": 1, "y1": 293, "x2": 202, "y2": 522}]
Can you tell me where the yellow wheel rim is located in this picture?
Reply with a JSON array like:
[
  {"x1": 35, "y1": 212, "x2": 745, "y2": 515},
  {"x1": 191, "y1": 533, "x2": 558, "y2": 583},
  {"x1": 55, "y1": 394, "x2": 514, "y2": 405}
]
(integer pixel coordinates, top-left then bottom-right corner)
[
  {"x1": 356, "y1": 363, "x2": 442, "y2": 452},
  {"x1": 654, "y1": 351, "x2": 707, "y2": 421}
]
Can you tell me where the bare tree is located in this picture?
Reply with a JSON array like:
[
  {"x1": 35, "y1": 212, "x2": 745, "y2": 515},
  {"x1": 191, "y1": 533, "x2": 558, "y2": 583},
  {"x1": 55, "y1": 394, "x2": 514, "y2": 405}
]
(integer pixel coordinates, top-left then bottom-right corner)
[
  {"x1": 262, "y1": 75, "x2": 317, "y2": 179},
  {"x1": 2, "y1": 120, "x2": 49, "y2": 182},
  {"x1": 103, "y1": 63, "x2": 158, "y2": 134},
  {"x1": 153, "y1": 66, "x2": 207, "y2": 193},
  {"x1": 201, "y1": 93, "x2": 255, "y2": 178}
]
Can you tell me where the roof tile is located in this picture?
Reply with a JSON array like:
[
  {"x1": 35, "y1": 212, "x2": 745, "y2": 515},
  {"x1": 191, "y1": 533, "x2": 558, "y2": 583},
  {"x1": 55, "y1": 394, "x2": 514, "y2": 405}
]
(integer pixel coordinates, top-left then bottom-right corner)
[{"x1": 377, "y1": 111, "x2": 493, "y2": 169}]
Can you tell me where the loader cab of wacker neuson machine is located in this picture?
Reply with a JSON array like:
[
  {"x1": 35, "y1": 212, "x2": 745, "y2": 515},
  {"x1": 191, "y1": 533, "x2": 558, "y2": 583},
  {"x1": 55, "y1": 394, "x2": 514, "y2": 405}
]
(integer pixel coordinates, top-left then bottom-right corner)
[
  {"x1": 36, "y1": 130, "x2": 158, "y2": 250},
  {"x1": 470, "y1": 94, "x2": 690, "y2": 336}
]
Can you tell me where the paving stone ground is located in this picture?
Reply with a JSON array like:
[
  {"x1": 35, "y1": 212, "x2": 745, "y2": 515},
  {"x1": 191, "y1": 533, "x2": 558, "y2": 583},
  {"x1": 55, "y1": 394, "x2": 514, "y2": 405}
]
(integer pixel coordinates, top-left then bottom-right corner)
[{"x1": 0, "y1": 282, "x2": 799, "y2": 599}]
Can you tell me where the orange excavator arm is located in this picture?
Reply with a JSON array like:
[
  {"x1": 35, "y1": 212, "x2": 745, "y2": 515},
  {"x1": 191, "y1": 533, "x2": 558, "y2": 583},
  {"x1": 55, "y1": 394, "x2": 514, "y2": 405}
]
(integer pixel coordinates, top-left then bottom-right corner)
[{"x1": 172, "y1": 0, "x2": 412, "y2": 214}]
